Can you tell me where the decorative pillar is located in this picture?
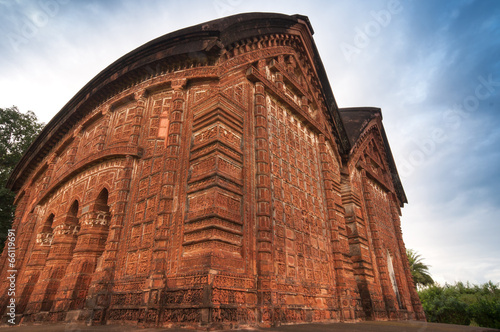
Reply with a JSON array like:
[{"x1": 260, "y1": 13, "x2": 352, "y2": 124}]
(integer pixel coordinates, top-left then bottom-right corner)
[
  {"x1": 24, "y1": 212, "x2": 69, "y2": 316},
  {"x1": 152, "y1": 79, "x2": 187, "y2": 324},
  {"x1": 254, "y1": 82, "x2": 275, "y2": 325},
  {"x1": 84, "y1": 156, "x2": 136, "y2": 324},
  {"x1": 318, "y1": 135, "x2": 361, "y2": 321},
  {"x1": 155, "y1": 79, "x2": 187, "y2": 277}
]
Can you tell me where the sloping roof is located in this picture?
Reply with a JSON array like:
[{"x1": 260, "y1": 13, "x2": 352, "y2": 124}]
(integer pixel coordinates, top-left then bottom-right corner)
[
  {"x1": 339, "y1": 107, "x2": 382, "y2": 147},
  {"x1": 7, "y1": 12, "x2": 351, "y2": 191},
  {"x1": 339, "y1": 107, "x2": 407, "y2": 206}
]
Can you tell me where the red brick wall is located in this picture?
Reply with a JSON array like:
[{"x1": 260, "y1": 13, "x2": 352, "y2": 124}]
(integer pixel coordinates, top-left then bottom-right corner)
[{"x1": 0, "y1": 19, "x2": 424, "y2": 328}]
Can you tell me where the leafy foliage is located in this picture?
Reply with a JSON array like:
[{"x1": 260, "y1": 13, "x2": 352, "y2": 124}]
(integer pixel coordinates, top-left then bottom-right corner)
[
  {"x1": 419, "y1": 281, "x2": 500, "y2": 329},
  {"x1": 407, "y1": 248, "x2": 434, "y2": 289},
  {"x1": 0, "y1": 106, "x2": 44, "y2": 250}
]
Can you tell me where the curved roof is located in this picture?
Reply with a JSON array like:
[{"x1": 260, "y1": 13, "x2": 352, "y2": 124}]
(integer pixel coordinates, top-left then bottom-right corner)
[
  {"x1": 8, "y1": 12, "x2": 350, "y2": 191},
  {"x1": 8, "y1": 13, "x2": 407, "y2": 207}
]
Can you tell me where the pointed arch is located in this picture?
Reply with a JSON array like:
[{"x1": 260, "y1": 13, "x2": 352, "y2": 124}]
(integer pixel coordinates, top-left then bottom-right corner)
[
  {"x1": 66, "y1": 200, "x2": 80, "y2": 227},
  {"x1": 95, "y1": 188, "x2": 110, "y2": 212},
  {"x1": 63, "y1": 187, "x2": 112, "y2": 310},
  {"x1": 94, "y1": 188, "x2": 111, "y2": 226},
  {"x1": 30, "y1": 200, "x2": 82, "y2": 314},
  {"x1": 42, "y1": 213, "x2": 55, "y2": 230},
  {"x1": 38, "y1": 213, "x2": 55, "y2": 246},
  {"x1": 69, "y1": 200, "x2": 79, "y2": 216}
]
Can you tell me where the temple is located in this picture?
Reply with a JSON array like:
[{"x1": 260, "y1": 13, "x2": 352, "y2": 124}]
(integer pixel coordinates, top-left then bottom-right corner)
[{"x1": 0, "y1": 13, "x2": 425, "y2": 329}]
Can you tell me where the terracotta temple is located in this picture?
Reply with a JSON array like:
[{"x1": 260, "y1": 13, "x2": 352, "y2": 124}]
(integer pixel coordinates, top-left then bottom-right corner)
[{"x1": 0, "y1": 13, "x2": 425, "y2": 329}]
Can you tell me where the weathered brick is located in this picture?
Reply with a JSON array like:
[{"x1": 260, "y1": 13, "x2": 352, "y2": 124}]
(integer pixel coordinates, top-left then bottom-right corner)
[{"x1": 0, "y1": 13, "x2": 424, "y2": 329}]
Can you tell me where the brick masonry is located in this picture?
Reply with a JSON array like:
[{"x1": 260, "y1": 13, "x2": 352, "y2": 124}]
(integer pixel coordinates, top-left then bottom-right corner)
[{"x1": 0, "y1": 13, "x2": 425, "y2": 329}]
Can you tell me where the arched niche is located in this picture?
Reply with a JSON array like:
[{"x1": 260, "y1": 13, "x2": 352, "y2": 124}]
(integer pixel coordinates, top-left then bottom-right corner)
[{"x1": 37, "y1": 213, "x2": 55, "y2": 246}]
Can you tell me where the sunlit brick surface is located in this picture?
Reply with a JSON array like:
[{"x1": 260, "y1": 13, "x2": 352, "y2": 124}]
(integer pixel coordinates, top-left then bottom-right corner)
[{"x1": 0, "y1": 13, "x2": 425, "y2": 329}]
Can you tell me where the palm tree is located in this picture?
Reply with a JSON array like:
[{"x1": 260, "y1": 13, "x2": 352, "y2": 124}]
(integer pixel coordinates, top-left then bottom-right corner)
[{"x1": 406, "y1": 249, "x2": 434, "y2": 289}]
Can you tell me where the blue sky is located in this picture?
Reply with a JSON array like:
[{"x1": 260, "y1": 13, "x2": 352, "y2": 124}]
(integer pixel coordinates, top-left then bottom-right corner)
[{"x1": 1, "y1": 0, "x2": 499, "y2": 285}]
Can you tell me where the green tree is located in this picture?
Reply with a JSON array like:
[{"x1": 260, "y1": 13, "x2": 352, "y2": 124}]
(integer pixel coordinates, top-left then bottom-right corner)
[
  {"x1": 468, "y1": 282, "x2": 500, "y2": 329},
  {"x1": 418, "y1": 281, "x2": 500, "y2": 329},
  {"x1": 407, "y1": 248, "x2": 434, "y2": 289},
  {"x1": 0, "y1": 106, "x2": 44, "y2": 251}
]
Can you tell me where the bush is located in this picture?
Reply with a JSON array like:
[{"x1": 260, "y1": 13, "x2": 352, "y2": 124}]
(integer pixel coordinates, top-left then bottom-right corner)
[
  {"x1": 418, "y1": 281, "x2": 500, "y2": 329},
  {"x1": 469, "y1": 294, "x2": 500, "y2": 329}
]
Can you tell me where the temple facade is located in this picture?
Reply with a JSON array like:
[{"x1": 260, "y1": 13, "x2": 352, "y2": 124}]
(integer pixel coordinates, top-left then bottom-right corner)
[{"x1": 0, "y1": 13, "x2": 425, "y2": 329}]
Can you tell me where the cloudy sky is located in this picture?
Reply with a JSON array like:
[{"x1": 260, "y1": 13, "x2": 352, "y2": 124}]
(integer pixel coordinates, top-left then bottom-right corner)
[{"x1": 1, "y1": 0, "x2": 499, "y2": 285}]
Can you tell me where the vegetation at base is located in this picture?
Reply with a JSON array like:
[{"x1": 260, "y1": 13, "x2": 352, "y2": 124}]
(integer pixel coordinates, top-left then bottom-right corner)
[
  {"x1": 0, "y1": 106, "x2": 44, "y2": 251},
  {"x1": 418, "y1": 281, "x2": 500, "y2": 329},
  {"x1": 406, "y1": 249, "x2": 499, "y2": 329}
]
